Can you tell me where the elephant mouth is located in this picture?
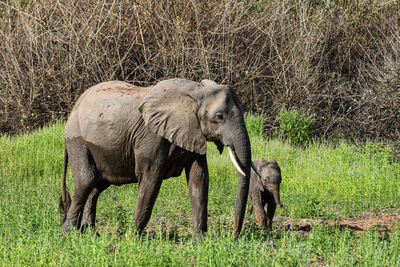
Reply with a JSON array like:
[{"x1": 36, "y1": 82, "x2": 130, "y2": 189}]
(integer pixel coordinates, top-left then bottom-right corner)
[{"x1": 215, "y1": 141, "x2": 224, "y2": 155}]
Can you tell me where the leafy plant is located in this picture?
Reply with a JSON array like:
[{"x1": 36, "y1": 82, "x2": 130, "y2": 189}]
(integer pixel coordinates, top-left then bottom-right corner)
[
  {"x1": 277, "y1": 108, "x2": 315, "y2": 146},
  {"x1": 245, "y1": 113, "x2": 264, "y2": 136}
]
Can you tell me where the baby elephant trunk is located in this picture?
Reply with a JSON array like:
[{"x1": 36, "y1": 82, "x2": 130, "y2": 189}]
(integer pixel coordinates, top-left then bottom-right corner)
[{"x1": 269, "y1": 184, "x2": 283, "y2": 208}]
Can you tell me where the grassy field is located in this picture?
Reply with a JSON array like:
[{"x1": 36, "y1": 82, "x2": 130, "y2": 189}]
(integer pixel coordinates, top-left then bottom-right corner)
[{"x1": 1, "y1": 117, "x2": 400, "y2": 266}]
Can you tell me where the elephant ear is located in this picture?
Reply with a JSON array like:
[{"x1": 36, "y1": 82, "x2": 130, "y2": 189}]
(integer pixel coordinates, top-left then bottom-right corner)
[
  {"x1": 255, "y1": 176, "x2": 265, "y2": 192},
  {"x1": 253, "y1": 160, "x2": 265, "y2": 192},
  {"x1": 200, "y1": 79, "x2": 217, "y2": 87},
  {"x1": 230, "y1": 87, "x2": 245, "y2": 115},
  {"x1": 138, "y1": 80, "x2": 207, "y2": 155}
]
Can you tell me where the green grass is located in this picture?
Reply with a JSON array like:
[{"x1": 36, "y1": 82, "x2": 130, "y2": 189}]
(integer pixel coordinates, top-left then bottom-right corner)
[{"x1": 1, "y1": 118, "x2": 400, "y2": 266}]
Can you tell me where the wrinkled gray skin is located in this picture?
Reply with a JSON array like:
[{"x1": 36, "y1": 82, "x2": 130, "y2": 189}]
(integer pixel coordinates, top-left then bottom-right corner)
[
  {"x1": 248, "y1": 158, "x2": 283, "y2": 230},
  {"x1": 59, "y1": 78, "x2": 252, "y2": 236}
]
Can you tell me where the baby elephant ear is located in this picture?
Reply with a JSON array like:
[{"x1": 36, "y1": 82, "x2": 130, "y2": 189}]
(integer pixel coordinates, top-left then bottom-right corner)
[
  {"x1": 252, "y1": 163, "x2": 265, "y2": 192},
  {"x1": 139, "y1": 80, "x2": 207, "y2": 155}
]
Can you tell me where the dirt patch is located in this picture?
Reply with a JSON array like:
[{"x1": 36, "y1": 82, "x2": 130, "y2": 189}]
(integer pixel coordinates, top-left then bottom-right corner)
[
  {"x1": 279, "y1": 209, "x2": 400, "y2": 236},
  {"x1": 95, "y1": 209, "x2": 400, "y2": 238}
]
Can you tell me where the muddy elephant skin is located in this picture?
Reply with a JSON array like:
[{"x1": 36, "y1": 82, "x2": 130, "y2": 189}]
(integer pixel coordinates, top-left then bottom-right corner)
[
  {"x1": 59, "y1": 78, "x2": 253, "y2": 236},
  {"x1": 248, "y1": 158, "x2": 283, "y2": 230}
]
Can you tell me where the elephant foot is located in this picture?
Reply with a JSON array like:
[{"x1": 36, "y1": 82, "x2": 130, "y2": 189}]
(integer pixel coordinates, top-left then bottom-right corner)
[
  {"x1": 130, "y1": 223, "x2": 145, "y2": 237},
  {"x1": 62, "y1": 223, "x2": 76, "y2": 235},
  {"x1": 63, "y1": 222, "x2": 100, "y2": 236},
  {"x1": 79, "y1": 221, "x2": 96, "y2": 233},
  {"x1": 192, "y1": 231, "x2": 206, "y2": 242},
  {"x1": 255, "y1": 215, "x2": 268, "y2": 230},
  {"x1": 62, "y1": 216, "x2": 81, "y2": 235}
]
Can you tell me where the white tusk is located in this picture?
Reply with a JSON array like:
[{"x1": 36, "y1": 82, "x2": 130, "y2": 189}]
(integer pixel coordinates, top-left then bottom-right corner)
[
  {"x1": 228, "y1": 147, "x2": 246, "y2": 176},
  {"x1": 251, "y1": 162, "x2": 262, "y2": 178}
]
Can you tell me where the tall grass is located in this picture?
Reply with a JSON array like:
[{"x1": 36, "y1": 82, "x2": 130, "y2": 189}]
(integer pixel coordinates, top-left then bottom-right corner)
[{"x1": 0, "y1": 117, "x2": 399, "y2": 265}]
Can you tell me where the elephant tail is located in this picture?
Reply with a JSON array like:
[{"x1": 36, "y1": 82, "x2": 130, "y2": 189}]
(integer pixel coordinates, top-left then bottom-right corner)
[{"x1": 58, "y1": 146, "x2": 71, "y2": 224}]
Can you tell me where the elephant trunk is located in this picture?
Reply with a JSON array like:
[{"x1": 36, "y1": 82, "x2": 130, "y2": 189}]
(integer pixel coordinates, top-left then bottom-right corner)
[
  {"x1": 230, "y1": 121, "x2": 252, "y2": 237},
  {"x1": 270, "y1": 184, "x2": 283, "y2": 208}
]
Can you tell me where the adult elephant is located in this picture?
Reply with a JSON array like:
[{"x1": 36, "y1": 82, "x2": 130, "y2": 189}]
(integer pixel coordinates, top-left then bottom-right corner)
[{"x1": 59, "y1": 78, "x2": 257, "y2": 237}]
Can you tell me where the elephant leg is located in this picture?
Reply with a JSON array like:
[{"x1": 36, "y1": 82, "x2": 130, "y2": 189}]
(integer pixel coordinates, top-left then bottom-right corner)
[
  {"x1": 80, "y1": 180, "x2": 110, "y2": 232},
  {"x1": 254, "y1": 205, "x2": 268, "y2": 230},
  {"x1": 185, "y1": 155, "x2": 209, "y2": 234},
  {"x1": 266, "y1": 201, "x2": 277, "y2": 229},
  {"x1": 133, "y1": 177, "x2": 163, "y2": 232},
  {"x1": 62, "y1": 138, "x2": 97, "y2": 234},
  {"x1": 251, "y1": 192, "x2": 268, "y2": 230}
]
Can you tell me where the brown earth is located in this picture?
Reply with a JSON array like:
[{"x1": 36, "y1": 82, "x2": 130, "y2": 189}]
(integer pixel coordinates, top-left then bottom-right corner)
[
  {"x1": 278, "y1": 209, "x2": 400, "y2": 237},
  {"x1": 96, "y1": 209, "x2": 400, "y2": 238}
]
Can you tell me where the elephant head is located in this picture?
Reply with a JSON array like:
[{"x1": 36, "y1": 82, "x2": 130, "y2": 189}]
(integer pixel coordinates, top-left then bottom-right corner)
[{"x1": 139, "y1": 78, "x2": 252, "y2": 235}]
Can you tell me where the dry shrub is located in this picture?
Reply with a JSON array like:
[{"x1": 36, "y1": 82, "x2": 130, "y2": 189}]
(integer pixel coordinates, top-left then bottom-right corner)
[
  {"x1": 0, "y1": 0, "x2": 141, "y2": 132},
  {"x1": 0, "y1": 0, "x2": 399, "y2": 142}
]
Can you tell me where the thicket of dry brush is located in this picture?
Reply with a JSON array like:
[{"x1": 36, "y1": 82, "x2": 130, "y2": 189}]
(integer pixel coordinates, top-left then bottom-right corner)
[{"x1": 0, "y1": 0, "x2": 399, "y2": 141}]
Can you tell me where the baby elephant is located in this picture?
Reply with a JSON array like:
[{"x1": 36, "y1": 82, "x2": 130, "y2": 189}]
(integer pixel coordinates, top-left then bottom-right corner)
[{"x1": 248, "y1": 158, "x2": 283, "y2": 230}]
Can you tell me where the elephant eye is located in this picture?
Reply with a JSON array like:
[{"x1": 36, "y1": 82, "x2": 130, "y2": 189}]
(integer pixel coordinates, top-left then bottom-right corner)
[{"x1": 212, "y1": 113, "x2": 224, "y2": 123}]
